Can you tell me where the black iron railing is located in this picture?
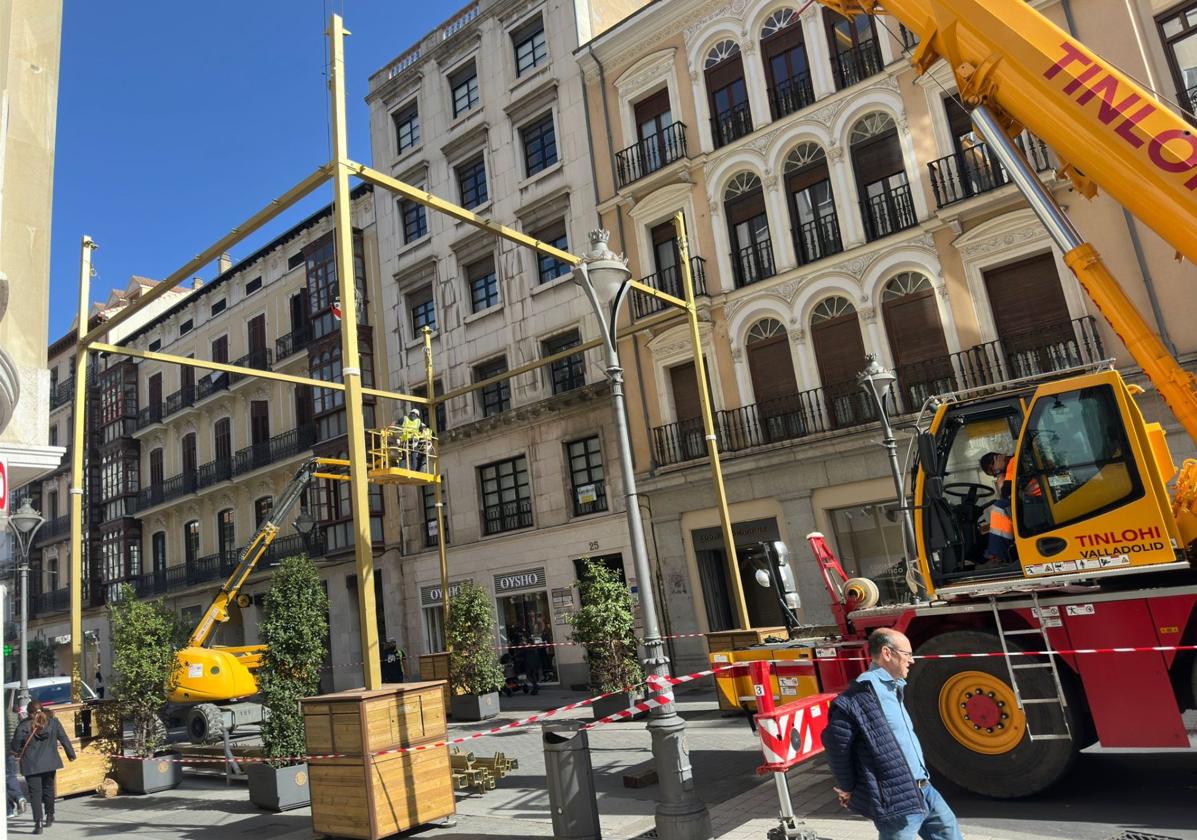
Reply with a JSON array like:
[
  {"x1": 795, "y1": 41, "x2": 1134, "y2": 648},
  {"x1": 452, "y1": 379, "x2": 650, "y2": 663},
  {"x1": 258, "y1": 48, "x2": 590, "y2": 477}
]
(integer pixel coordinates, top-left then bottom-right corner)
[
  {"x1": 481, "y1": 498, "x2": 534, "y2": 535},
  {"x1": 129, "y1": 532, "x2": 326, "y2": 598},
  {"x1": 861, "y1": 181, "x2": 917, "y2": 241},
  {"x1": 49, "y1": 377, "x2": 74, "y2": 410},
  {"x1": 164, "y1": 385, "x2": 195, "y2": 416},
  {"x1": 137, "y1": 402, "x2": 164, "y2": 429},
  {"x1": 615, "y1": 122, "x2": 688, "y2": 188},
  {"x1": 927, "y1": 136, "x2": 1053, "y2": 208},
  {"x1": 572, "y1": 479, "x2": 608, "y2": 517},
  {"x1": 899, "y1": 24, "x2": 919, "y2": 50},
  {"x1": 34, "y1": 515, "x2": 70, "y2": 545},
  {"x1": 1186, "y1": 83, "x2": 1197, "y2": 115},
  {"x1": 233, "y1": 426, "x2": 317, "y2": 476},
  {"x1": 30, "y1": 589, "x2": 69, "y2": 617},
  {"x1": 732, "y1": 239, "x2": 776, "y2": 288},
  {"x1": 650, "y1": 316, "x2": 1104, "y2": 466},
  {"x1": 195, "y1": 371, "x2": 230, "y2": 402},
  {"x1": 197, "y1": 457, "x2": 234, "y2": 490},
  {"x1": 711, "y1": 101, "x2": 753, "y2": 149},
  {"x1": 768, "y1": 73, "x2": 815, "y2": 120},
  {"x1": 631, "y1": 257, "x2": 708, "y2": 320},
  {"x1": 230, "y1": 348, "x2": 273, "y2": 384},
  {"x1": 833, "y1": 41, "x2": 883, "y2": 89},
  {"x1": 138, "y1": 472, "x2": 197, "y2": 510},
  {"x1": 276, "y1": 324, "x2": 313, "y2": 360},
  {"x1": 793, "y1": 213, "x2": 843, "y2": 265}
]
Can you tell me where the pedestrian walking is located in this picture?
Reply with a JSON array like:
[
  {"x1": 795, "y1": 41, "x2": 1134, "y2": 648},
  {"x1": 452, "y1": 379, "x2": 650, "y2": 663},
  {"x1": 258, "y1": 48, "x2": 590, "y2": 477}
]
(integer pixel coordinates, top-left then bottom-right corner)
[
  {"x1": 822, "y1": 628, "x2": 963, "y2": 840},
  {"x1": 10, "y1": 699, "x2": 76, "y2": 834},
  {"x1": 6, "y1": 753, "x2": 28, "y2": 818}
]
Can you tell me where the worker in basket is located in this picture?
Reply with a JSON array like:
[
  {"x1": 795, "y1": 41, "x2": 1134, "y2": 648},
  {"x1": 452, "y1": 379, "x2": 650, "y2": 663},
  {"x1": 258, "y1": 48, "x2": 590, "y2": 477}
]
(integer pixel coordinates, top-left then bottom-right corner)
[
  {"x1": 398, "y1": 407, "x2": 430, "y2": 472},
  {"x1": 977, "y1": 451, "x2": 1043, "y2": 568}
]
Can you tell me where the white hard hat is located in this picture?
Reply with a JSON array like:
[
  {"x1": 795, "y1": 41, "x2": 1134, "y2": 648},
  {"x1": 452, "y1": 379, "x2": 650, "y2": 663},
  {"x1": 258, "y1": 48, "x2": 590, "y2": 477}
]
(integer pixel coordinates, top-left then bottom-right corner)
[{"x1": 409, "y1": 407, "x2": 420, "y2": 417}]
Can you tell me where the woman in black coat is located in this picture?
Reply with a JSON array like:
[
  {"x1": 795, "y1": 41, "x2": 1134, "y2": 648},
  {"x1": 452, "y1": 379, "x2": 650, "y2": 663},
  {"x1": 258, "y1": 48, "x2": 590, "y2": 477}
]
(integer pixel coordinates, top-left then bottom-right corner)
[{"x1": 10, "y1": 699, "x2": 76, "y2": 834}]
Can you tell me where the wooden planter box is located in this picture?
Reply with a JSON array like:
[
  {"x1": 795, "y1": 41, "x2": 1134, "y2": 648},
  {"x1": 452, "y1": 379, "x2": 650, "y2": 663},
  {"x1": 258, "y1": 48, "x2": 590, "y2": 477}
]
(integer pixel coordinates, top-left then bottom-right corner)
[
  {"x1": 302, "y1": 681, "x2": 454, "y2": 839},
  {"x1": 54, "y1": 701, "x2": 121, "y2": 797},
  {"x1": 418, "y1": 652, "x2": 451, "y2": 711}
]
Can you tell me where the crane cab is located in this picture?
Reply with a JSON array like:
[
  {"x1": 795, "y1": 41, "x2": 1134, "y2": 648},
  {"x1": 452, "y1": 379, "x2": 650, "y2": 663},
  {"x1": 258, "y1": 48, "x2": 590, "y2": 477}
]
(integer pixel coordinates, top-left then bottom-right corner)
[{"x1": 914, "y1": 367, "x2": 1189, "y2": 598}]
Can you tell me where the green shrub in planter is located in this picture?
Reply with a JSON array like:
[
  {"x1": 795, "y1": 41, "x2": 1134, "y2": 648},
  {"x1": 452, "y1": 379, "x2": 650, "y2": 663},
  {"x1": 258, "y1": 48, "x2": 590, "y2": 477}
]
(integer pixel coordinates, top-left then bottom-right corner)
[
  {"x1": 108, "y1": 584, "x2": 184, "y2": 757},
  {"x1": 252, "y1": 554, "x2": 329, "y2": 811},
  {"x1": 569, "y1": 559, "x2": 644, "y2": 720},
  {"x1": 447, "y1": 581, "x2": 503, "y2": 720}
]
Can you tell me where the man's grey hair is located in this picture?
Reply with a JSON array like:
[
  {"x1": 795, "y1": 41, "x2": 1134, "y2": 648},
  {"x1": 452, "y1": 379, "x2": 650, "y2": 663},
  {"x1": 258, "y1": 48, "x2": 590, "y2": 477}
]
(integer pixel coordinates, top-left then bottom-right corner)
[{"x1": 867, "y1": 627, "x2": 902, "y2": 661}]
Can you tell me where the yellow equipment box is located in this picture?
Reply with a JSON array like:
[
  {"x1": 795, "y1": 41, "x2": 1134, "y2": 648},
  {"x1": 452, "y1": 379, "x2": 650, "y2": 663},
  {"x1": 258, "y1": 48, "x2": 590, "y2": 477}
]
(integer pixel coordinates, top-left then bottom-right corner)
[{"x1": 709, "y1": 644, "x2": 818, "y2": 713}]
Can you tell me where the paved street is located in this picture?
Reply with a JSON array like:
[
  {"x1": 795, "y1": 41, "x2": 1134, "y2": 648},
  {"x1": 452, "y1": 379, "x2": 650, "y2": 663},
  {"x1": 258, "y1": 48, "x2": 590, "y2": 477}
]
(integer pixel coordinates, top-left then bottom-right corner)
[{"x1": 7, "y1": 688, "x2": 1195, "y2": 840}]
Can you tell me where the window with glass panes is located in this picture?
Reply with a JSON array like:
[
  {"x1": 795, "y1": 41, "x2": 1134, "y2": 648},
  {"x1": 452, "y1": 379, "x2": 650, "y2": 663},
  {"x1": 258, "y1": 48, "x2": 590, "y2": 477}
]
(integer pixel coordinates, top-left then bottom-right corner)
[
  {"x1": 393, "y1": 103, "x2": 420, "y2": 153},
  {"x1": 521, "y1": 113, "x2": 558, "y2": 176},
  {"x1": 534, "y1": 222, "x2": 570, "y2": 284},
  {"x1": 218, "y1": 509, "x2": 235, "y2": 556},
  {"x1": 409, "y1": 285, "x2": 437, "y2": 334},
  {"x1": 400, "y1": 198, "x2": 427, "y2": 243},
  {"x1": 255, "y1": 496, "x2": 273, "y2": 527},
  {"x1": 1159, "y1": 3, "x2": 1197, "y2": 112},
  {"x1": 457, "y1": 156, "x2": 488, "y2": 209},
  {"x1": 513, "y1": 17, "x2": 547, "y2": 76},
  {"x1": 412, "y1": 381, "x2": 446, "y2": 432},
  {"x1": 306, "y1": 233, "x2": 368, "y2": 339},
  {"x1": 184, "y1": 520, "x2": 200, "y2": 565},
  {"x1": 543, "y1": 331, "x2": 585, "y2": 394},
  {"x1": 422, "y1": 482, "x2": 449, "y2": 547},
  {"x1": 450, "y1": 63, "x2": 479, "y2": 117},
  {"x1": 478, "y1": 455, "x2": 532, "y2": 535},
  {"x1": 467, "y1": 257, "x2": 499, "y2": 312},
  {"x1": 567, "y1": 436, "x2": 606, "y2": 516},
  {"x1": 473, "y1": 357, "x2": 511, "y2": 417},
  {"x1": 152, "y1": 531, "x2": 167, "y2": 572}
]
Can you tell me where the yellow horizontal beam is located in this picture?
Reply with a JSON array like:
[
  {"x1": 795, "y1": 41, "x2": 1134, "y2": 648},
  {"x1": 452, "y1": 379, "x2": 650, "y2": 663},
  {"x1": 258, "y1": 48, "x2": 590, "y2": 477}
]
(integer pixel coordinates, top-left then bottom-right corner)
[
  {"x1": 351, "y1": 161, "x2": 580, "y2": 267},
  {"x1": 627, "y1": 279, "x2": 687, "y2": 312},
  {"x1": 82, "y1": 165, "x2": 334, "y2": 347},
  {"x1": 313, "y1": 472, "x2": 351, "y2": 482},
  {"x1": 91, "y1": 342, "x2": 430, "y2": 405}
]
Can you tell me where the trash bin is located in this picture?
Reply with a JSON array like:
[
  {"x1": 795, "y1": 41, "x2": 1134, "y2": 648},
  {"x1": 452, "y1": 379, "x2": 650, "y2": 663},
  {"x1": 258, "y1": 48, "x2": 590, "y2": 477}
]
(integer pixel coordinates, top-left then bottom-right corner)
[{"x1": 542, "y1": 720, "x2": 601, "y2": 839}]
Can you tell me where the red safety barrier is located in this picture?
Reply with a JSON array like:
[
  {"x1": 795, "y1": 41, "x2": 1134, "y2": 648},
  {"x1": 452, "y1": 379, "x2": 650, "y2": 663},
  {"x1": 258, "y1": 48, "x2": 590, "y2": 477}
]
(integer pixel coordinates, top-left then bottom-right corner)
[{"x1": 748, "y1": 661, "x2": 834, "y2": 773}]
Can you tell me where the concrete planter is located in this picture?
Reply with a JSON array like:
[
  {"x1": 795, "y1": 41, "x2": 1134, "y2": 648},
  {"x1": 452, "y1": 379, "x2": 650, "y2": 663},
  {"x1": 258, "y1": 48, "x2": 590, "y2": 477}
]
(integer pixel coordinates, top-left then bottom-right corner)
[
  {"x1": 112, "y1": 754, "x2": 183, "y2": 794},
  {"x1": 449, "y1": 691, "x2": 500, "y2": 721},
  {"x1": 248, "y1": 762, "x2": 310, "y2": 811},
  {"x1": 592, "y1": 691, "x2": 646, "y2": 722}
]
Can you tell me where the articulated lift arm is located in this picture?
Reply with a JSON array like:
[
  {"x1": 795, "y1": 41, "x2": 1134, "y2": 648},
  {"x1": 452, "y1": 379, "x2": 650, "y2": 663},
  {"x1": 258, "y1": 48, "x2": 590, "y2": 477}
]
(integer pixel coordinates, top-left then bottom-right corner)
[
  {"x1": 186, "y1": 457, "x2": 340, "y2": 649},
  {"x1": 819, "y1": 0, "x2": 1197, "y2": 444}
]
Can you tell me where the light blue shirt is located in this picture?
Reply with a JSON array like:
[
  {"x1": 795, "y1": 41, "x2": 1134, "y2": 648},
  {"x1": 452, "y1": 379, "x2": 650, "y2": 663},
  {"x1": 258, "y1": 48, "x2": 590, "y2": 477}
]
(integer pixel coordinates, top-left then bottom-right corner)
[{"x1": 857, "y1": 665, "x2": 928, "y2": 781}]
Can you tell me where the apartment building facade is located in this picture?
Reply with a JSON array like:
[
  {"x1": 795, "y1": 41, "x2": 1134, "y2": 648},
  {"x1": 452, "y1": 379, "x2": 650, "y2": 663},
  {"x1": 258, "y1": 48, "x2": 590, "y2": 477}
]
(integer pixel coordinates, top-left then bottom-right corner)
[
  {"x1": 580, "y1": 0, "x2": 1197, "y2": 674},
  {"x1": 366, "y1": 0, "x2": 644, "y2": 688},
  {"x1": 22, "y1": 187, "x2": 399, "y2": 690}
]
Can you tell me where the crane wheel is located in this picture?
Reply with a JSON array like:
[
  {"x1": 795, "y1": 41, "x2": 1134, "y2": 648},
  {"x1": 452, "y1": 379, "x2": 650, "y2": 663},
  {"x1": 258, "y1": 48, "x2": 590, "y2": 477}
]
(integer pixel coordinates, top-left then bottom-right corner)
[
  {"x1": 906, "y1": 630, "x2": 1083, "y2": 798},
  {"x1": 185, "y1": 703, "x2": 225, "y2": 744},
  {"x1": 843, "y1": 577, "x2": 880, "y2": 609}
]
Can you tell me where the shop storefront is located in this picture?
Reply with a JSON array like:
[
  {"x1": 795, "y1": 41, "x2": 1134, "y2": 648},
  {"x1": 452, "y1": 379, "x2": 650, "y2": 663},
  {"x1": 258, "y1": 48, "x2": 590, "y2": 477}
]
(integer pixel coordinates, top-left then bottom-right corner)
[
  {"x1": 493, "y1": 566, "x2": 558, "y2": 685},
  {"x1": 691, "y1": 517, "x2": 783, "y2": 631},
  {"x1": 419, "y1": 578, "x2": 470, "y2": 654}
]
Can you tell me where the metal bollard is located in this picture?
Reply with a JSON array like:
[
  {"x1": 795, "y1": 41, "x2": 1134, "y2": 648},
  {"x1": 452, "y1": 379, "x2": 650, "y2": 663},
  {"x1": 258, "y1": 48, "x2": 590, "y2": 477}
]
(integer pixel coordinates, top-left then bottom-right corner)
[{"x1": 542, "y1": 720, "x2": 601, "y2": 839}]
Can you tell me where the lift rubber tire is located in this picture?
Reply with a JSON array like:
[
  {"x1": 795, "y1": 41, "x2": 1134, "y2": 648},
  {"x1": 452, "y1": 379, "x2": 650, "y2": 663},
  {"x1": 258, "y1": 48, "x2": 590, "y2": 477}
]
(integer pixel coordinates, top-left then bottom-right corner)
[
  {"x1": 185, "y1": 703, "x2": 224, "y2": 744},
  {"x1": 906, "y1": 629, "x2": 1081, "y2": 799}
]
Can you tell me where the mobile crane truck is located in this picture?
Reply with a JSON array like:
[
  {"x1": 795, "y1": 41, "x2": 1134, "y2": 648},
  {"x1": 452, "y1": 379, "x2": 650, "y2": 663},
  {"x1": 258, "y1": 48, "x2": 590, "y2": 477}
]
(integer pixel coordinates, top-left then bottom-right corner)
[{"x1": 712, "y1": 0, "x2": 1197, "y2": 799}]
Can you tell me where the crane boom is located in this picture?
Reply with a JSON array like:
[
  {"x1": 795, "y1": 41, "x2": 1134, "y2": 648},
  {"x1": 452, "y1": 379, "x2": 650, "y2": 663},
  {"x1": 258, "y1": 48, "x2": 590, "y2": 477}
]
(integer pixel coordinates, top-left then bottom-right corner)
[
  {"x1": 818, "y1": 0, "x2": 1197, "y2": 443},
  {"x1": 186, "y1": 457, "x2": 327, "y2": 649}
]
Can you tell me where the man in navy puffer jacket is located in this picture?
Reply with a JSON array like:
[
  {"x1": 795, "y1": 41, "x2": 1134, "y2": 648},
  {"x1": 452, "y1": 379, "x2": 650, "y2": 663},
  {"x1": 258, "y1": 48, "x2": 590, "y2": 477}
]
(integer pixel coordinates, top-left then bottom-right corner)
[{"x1": 821, "y1": 628, "x2": 963, "y2": 839}]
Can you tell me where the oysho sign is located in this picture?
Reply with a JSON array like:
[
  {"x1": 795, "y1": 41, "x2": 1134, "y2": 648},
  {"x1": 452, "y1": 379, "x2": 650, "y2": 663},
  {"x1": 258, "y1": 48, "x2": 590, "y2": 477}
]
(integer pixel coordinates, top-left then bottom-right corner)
[
  {"x1": 493, "y1": 567, "x2": 546, "y2": 593},
  {"x1": 420, "y1": 579, "x2": 471, "y2": 608}
]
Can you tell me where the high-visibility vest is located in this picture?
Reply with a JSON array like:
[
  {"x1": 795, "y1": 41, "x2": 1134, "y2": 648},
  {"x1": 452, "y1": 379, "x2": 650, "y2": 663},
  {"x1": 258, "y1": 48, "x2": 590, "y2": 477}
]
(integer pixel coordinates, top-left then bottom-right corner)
[
  {"x1": 1005, "y1": 455, "x2": 1043, "y2": 497},
  {"x1": 400, "y1": 417, "x2": 421, "y2": 440},
  {"x1": 418, "y1": 425, "x2": 433, "y2": 442}
]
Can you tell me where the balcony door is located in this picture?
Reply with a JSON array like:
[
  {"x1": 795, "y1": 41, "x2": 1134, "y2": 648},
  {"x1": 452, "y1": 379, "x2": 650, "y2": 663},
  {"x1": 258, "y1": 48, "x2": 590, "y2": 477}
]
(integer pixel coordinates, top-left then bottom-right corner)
[
  {"x1": 248, "y1": 314, "x2": 267, "y2": 367},
  {"x1": 983, "y1": 253, "x2": 1076, "y2": 377},
  {"x1": 881, "y1": 273, "x2": 952, "y2": 409},
  {"x1": 1158, "y1": 3, "x2": 1197, "y2": 112},
  {"x1": 705, "y1": 41, "x2": 751, "y2": 148},
  {"x1": 824, "y1": 9, "x2": 880, "y2": 89},
  {"x1": 945, "y1": 96, "x2": 999, "y2": 197},
  {"x1": 181, "y1": 433, "x2": 197, "y2": 490},
  {"x1": 746, "y1": 319, "x2": 802, "y2": 441},
  {"x1": 761, "y1": 9, "x2": 811, "y2": 119},
  {"x1": 652, "y1": 220, "x2": 681, "y2": 294},
  {"x1": 725, "y1": 173, "x2": 774, "y2": 287},
  {"x1": 811, "y1": 296, "x2": 869, "y2": 428},
  {"x1": 851, "y1": 113, "x2": 914, "y2": 240},
  {"x1": 785, "y1": 143, "x2": 841, "y2": 265},
  {"x1": 669, "y1": 360, "x2": 712, "y2": 460},
  {"x1": 148, "y1": 372, "x2": 162, "y2": 410},
  {"x1": 635, "y1": 89, "x2": 675, "y2": 176}
]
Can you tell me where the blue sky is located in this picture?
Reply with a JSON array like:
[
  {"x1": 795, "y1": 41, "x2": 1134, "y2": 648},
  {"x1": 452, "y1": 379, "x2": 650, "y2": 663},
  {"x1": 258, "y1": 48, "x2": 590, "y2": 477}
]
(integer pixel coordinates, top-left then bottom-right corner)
[{"x1": 48, "y1": 1, "x2": 452, "y2": 340}]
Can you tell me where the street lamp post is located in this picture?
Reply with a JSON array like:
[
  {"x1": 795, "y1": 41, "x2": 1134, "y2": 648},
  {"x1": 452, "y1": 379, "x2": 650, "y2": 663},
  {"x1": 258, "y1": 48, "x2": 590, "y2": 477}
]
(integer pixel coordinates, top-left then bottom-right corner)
[
  {"x1": 574, "y1": 230, "x2": 712, "y2": 840},
  {"x1": 857, "y1": 356, "x2": 919, "y2": 585},
  {"x1": 8, "y1": 500, "x2": 46, "y2": 708},
  {"x1": 294, "y1": 507, "x2": 317, "y2": 557}
]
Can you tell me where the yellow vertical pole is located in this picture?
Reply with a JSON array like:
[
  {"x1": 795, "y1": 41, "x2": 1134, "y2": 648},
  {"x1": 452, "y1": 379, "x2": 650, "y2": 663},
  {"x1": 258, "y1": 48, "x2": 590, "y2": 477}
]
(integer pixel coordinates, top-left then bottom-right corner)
[
  {"x1": 673, "y1": 212, "x2": 750, "y2": 629},
  {"x1": 423, "y1": 327, "x2": 450, "y2": 648},
  {"x1": 69, "y1": 236, "x2": 97, "y2": 701},
  {"x1": 328, "y1": 14, "x2": 382, "y2": 690}
]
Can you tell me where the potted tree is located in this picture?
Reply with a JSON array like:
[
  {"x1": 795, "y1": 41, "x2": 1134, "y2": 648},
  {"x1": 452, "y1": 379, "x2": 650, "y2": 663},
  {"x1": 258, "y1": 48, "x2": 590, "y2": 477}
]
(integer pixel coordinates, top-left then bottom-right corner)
[
  {"x1": 108, "y1": 584, "x2": 185, "y2": 794},
  {"x1": 447, "y1": 581, "x2": 504, "y2": 721},
  {"x1": 569, "y1": 559, "x2": 645, "y2": 720},
  {"x1": 248, "y1": 554, "x2": 329, "y2": 811}
]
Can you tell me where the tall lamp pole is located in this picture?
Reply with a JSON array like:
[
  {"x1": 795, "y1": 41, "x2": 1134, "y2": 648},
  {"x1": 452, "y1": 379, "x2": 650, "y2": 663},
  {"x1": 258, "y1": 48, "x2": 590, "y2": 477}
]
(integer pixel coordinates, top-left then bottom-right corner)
[
  {"x1": 8, "y1": 500, "x2": 46, "y2": 708},
  {"x1": 857, "y1": 356, "x2": 919, "y2": 588},
  {"x1": 574, "y1": 230, "x2": 712, "y2": 840}
]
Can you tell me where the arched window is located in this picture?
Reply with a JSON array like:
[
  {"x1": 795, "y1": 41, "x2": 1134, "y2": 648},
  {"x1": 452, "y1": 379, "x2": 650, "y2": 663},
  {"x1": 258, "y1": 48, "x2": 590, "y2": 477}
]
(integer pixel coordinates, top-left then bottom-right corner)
[
  {"x1": 723, "y1": 173, "x2": 775, "y2": 287},
  {"x1": 706, "y1": 40, "x2": 752, "y2": 147},
  {"x1": 810, "y1": 296, "x2": 870, "y2": 428},
  {"x1": 823, "y1": 8, "x2": 881, "y2": 89},
  {"x1": 218, "y1": 508, "x2": 235, "y2": 557},
  {"x1": 850, "y1": 112, "x2": 915, "y2": 241},
  {"x1": 785, "y1": 143, "x2": 842, "y2": 265},
  {"x1": 881, "y1": 273, "x2": 954, "y2": 408},
  {"x1": 214, "y1": 416, "x2": 233, "y2": 482},
  {"x1": 746, "y1": 318, "x2": 805, "y2": 442},
  {"x1": 184, "y1": 520, "x2": 200, "y2": 565},
  {"x1": 761, "y1": 9, "x2": 812, "y2": 119}
]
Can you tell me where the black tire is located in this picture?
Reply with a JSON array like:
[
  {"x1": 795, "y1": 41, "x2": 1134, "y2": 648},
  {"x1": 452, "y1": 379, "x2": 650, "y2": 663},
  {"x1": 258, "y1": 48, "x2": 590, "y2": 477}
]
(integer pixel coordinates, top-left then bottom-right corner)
[
  {"x1": 907, "y1": 629, "x2": 1081, "y2": 798},
  {"x1": 185, "y1": 703, "x2": 224, "y2": 744}
]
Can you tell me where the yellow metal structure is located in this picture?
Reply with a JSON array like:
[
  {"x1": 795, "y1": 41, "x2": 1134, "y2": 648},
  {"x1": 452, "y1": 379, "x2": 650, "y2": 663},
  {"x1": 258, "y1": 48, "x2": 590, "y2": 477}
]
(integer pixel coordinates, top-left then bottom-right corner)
[
  {"x1": 937, "y1": 670, "x2": 1026, "y2": 755},
  {"x1": 708, "y1": 646, "x2": 818, "y2": 713},
  {"x1": 367, "y1": 427, "x2": 440, "y2": 486}
]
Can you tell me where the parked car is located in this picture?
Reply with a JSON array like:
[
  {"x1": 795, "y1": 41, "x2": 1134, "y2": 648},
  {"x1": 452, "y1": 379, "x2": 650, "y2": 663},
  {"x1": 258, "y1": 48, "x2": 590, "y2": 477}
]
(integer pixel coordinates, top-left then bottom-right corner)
[{"x1": 4, "y1": 676, "x2": 99, "y2": 722}]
